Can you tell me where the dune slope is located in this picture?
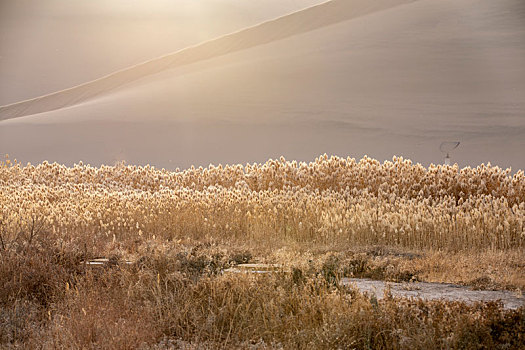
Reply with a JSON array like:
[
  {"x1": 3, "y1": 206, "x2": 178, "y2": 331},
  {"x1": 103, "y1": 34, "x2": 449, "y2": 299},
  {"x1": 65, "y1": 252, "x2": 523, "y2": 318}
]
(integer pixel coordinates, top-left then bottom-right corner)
[
  {"x1": 0, "y1": 0, "x2": 325, "y2": 105},
  {"x1": 0, "y1": 0, "x2": 415, "y2": 121},
  {"x1": 1, "y1": 0, "x2": 524, "y2": 169}
]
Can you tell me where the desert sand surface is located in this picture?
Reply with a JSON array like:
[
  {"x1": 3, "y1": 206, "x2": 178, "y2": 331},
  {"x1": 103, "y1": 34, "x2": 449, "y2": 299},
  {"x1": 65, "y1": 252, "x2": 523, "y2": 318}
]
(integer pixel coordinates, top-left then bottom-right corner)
[
  {"x1": 0, "y1": 0, "x2": 324, "y2": 105},
  {"x1": 1, "y1": 0, "x2": 524, "y2": 170}
]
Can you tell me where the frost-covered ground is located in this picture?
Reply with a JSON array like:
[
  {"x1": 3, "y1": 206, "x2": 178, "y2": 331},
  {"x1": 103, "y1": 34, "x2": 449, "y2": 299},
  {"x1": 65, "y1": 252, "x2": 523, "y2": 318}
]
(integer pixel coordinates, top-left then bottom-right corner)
[{"x1": 343, "y1": 278, "x2": 525, "y2": 310}]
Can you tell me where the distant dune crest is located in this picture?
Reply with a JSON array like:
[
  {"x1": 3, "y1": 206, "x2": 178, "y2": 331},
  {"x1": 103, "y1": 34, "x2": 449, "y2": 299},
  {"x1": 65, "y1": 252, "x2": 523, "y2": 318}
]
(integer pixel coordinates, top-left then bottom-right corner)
[{"x1": 0, "y1": 0, "x2": 415, "y2": 121}]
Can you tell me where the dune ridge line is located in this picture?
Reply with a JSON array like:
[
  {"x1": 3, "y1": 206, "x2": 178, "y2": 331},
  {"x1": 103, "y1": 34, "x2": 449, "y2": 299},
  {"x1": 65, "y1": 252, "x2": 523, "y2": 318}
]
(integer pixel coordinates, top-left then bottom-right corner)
[{"x1": 0, "y1": 0, "x2": 417, "y2": 121}]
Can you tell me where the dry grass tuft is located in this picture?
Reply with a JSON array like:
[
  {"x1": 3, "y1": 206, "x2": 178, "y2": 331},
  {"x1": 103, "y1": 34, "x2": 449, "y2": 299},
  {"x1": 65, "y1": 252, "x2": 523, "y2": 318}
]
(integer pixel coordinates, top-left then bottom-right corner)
[{"x1": 1, "y1": 155, "x2": 524, "y2": 348}]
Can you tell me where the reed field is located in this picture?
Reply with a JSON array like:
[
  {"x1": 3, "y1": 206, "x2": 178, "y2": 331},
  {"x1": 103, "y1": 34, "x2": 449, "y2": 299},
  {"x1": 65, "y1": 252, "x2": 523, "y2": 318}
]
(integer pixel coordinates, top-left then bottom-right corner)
[
  {"x1": 1, "y1": 155, "x2": 524, "y2": 349},
  {"x1": 2, "y1": 154, "x2": 524, "y2": 251}
]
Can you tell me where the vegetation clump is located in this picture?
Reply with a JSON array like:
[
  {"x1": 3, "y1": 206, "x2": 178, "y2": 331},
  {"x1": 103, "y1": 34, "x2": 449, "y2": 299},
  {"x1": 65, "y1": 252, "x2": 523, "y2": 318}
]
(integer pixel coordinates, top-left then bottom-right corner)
[{"x1": 1, "y1": 155, "x2": 524, "y2": 348}]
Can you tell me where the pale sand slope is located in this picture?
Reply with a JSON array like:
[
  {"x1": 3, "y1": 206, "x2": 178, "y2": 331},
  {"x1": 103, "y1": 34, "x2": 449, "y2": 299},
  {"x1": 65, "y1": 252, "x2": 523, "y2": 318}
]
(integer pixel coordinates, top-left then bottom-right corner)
[
  {"x1": 0, "y1": 0, "x2": 324, "y2": 105},
  {"x1": 1, "y1": 0, "x2": 524, "y2": 170},
  {"x1": 0, "y1": 0, "x2": 413, "y2": 120}
]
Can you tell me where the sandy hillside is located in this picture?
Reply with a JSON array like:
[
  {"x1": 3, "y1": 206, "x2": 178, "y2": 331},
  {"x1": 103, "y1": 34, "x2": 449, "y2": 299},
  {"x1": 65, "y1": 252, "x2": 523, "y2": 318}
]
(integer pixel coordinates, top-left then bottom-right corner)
[
  {"x1": 1, "y1": 0, "x2": 524, "y2": 170},
  {"x1": 0, "y1": 0, "x2": 324, "y2": 105}
]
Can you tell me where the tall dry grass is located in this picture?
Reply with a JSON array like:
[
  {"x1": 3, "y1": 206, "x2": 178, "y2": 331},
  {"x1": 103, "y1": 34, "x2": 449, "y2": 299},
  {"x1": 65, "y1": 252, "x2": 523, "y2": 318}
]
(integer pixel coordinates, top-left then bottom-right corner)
[
  {"x1": 1, "y1": 241, "x2": 524, "y2": 349},
  {"x1": 1, "y1": 155, "x2": 525, "y2": 348},
  {"x1": 1, "y1": 154, "x2": 523, "y2": 252}
]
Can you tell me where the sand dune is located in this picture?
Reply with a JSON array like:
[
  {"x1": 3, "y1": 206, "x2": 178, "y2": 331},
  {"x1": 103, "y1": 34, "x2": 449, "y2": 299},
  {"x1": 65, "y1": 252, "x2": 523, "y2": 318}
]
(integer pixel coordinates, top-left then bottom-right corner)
[
  {"x1": 0, "y1": 0, "x2": 415, "y2": 121},
  {"x1": 0, "y1": 0, "x2": 325, "y2": 105},
  {"x1": 1, "y1": 0, "x2": 524, "y2": 169}
]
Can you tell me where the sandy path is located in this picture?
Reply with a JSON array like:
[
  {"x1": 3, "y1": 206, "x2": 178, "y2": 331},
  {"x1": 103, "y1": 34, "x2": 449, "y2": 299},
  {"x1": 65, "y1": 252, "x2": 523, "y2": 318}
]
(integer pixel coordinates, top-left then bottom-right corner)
[
  {"x1": 342, "y1": 278, "x2": 524, "y2": 310},
  {"x1": 225, "y1": 265, "x2": 524, "y2": 309}
]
